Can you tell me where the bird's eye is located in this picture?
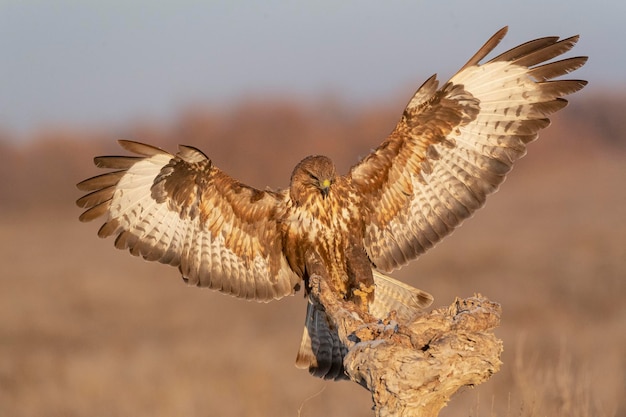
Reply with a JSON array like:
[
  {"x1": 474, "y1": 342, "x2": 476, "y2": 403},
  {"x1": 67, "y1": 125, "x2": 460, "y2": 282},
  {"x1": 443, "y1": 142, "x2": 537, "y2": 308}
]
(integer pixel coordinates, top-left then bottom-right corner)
[{"x1": 308, "y1": 172, "x2": 318, "y2": 181}]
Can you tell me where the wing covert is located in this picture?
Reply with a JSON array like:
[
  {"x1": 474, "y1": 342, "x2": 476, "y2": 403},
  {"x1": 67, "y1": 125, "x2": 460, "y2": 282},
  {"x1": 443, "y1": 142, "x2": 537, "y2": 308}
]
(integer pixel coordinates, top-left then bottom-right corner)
[
  {"x1": 77, "y1": 140, "x2": 301, "y2": 301},
  {"x1": 348, "y1": 27, "x2": 587, "y2": 272}
]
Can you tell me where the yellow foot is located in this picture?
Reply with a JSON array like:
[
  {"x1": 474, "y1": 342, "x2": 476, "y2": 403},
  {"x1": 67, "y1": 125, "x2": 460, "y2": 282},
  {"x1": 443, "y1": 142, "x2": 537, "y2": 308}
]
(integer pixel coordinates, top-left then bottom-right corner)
[{"x1": 353, "y1": 283, "x2": 375, "y2": 308}]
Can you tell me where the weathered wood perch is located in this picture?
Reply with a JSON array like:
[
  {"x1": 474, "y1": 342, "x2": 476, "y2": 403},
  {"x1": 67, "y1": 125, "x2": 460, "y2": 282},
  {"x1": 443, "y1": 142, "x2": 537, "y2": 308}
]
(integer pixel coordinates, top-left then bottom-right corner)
[{"x1": 307, "y1": 254, "x2": 503, "y2": 417}]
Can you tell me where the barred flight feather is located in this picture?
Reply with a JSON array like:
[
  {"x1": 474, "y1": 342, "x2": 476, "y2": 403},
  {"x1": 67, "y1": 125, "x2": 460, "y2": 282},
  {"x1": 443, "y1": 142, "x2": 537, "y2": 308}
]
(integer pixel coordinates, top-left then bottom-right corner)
[
  {"x1": 77, "y1": 140, "x2": 301, "y2": 302},
  {"x1": 351, "y1": 27, "x2": 586, "y2": 272}
]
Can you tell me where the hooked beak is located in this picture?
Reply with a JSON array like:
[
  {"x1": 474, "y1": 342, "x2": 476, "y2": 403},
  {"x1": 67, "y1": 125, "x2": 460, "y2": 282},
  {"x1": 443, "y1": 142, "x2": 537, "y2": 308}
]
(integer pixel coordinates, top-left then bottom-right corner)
[{"x1": 320, "y1": 179, "x2": 331, "y2": 198}]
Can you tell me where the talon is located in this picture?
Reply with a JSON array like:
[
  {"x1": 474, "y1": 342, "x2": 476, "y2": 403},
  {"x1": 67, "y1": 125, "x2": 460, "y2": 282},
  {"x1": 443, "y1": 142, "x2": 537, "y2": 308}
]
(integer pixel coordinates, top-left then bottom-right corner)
[{"x1": 353, "y1": 283, "x2": 375, "y2": 308}]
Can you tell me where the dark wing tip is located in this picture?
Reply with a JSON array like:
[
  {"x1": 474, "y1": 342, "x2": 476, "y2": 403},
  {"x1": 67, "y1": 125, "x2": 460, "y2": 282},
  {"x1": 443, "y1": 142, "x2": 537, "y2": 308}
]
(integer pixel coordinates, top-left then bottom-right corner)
[
  {"x1": 76, "y1": 171, "x2": 125, "y2": 191},
  {"x1": 78, "y1": 201, "x2": 110, "y2": 222},
  {"x1": 118, "y1": 140, "x2": 169, "y2": 157},
  {"x1": 458, "y1": 26, "x2": 509, "y2": 72},
  {"x1": 177, "y1": 144, "x2": 211, "y2": 163},
  {"x1": 94, "y1": 155, "x2": 142, "y2": 169}
]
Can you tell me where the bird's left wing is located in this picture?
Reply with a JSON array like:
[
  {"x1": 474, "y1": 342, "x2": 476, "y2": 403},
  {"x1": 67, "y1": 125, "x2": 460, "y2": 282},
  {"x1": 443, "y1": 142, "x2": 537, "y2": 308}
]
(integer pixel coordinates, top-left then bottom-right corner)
[
  {"x1": 77, "y1": 140, "x2": 301, "y2": 301},
  {"x1": 348, "y1": 27, "x2": 587, "y2": 272}
]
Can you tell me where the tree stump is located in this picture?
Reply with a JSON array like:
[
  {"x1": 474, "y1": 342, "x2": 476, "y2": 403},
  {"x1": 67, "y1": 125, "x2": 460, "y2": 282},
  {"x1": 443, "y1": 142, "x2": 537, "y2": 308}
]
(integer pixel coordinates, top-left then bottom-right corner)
[{"x1": 306, "y1": 253, "x2": 503, "y2": 417}]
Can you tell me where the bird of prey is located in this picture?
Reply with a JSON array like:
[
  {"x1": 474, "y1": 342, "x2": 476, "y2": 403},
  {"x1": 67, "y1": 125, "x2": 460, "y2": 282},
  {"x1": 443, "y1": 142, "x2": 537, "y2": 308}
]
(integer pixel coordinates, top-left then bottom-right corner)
[{"x1": 76, "y1": 27, "x2": 587, "y2": 380}]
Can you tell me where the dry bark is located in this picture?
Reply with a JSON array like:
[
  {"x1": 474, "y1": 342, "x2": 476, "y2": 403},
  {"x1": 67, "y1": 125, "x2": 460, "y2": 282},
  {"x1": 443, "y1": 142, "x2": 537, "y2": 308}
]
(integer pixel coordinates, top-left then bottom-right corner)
[{"x1": 306, "y1": 252, "x2": 503, "y2": 417}]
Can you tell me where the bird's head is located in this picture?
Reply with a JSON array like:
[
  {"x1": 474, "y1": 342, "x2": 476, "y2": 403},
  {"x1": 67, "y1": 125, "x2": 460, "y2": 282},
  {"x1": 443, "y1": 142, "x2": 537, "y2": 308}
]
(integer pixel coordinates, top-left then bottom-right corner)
[{"x1": 290, "y1": 155, "x2": 337, "y2": 206}]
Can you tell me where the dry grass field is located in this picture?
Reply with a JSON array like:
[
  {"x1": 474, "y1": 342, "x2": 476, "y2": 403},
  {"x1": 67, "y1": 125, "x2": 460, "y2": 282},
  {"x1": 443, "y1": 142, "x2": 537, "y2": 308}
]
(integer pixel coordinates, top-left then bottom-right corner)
[{"x1": 0, "y1": 95, "x2": 624, "y2": 416}]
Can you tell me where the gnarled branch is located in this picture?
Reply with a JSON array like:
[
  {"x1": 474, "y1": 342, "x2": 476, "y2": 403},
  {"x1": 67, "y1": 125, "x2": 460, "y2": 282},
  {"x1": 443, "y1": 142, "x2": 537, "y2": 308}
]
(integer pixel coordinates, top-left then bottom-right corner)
[{"x1": 306, "y1": 252, "x2": 503, "y2": 417}]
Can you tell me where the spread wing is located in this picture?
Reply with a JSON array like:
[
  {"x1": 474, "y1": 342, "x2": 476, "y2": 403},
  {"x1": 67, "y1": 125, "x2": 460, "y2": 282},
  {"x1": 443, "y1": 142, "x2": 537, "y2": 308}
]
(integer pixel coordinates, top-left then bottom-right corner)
[
  {"x1": 76, "y1": 140, "x2": 301, "y2": 301},
  {"x1": 348, "y1": 27, "x2": 587, "y2": 272}
]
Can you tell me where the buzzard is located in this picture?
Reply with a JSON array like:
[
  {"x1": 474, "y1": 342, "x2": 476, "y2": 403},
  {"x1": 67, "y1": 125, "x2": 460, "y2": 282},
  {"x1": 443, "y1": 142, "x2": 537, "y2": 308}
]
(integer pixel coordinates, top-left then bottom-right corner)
[{"x1": 77, "y1": 27, "x2": 587, "y2": 380}]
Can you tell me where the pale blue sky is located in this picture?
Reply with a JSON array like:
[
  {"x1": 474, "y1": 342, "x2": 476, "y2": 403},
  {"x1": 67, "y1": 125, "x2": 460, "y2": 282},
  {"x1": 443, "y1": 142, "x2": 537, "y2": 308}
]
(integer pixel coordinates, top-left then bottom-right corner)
[{"x1": 1, "y1": 0, "x2": 624, "y2": 138}]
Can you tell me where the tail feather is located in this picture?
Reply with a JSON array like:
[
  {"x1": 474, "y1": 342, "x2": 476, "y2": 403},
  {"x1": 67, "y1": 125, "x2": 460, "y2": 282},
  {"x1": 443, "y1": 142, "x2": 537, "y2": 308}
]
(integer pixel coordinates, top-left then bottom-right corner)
[
  {"x1": 295, "y1": 297, "x2": 348, "y2": 380},
  {"x1": 370, "y1": 270, "x2": 433, "y2": 322}
]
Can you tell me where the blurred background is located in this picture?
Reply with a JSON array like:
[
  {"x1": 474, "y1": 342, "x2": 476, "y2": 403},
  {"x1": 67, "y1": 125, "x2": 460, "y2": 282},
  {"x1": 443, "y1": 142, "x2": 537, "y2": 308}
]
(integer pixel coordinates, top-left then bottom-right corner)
[{"x1": 1, "y1": 1, "x2": 624, "y2": 416}]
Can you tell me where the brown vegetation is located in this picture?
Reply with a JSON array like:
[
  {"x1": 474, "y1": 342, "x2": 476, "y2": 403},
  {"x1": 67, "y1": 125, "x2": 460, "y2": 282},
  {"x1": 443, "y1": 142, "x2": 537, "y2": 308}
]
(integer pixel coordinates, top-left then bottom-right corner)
[{"x1": 0, "y1": 92, "x2": 624, "y2": 416}]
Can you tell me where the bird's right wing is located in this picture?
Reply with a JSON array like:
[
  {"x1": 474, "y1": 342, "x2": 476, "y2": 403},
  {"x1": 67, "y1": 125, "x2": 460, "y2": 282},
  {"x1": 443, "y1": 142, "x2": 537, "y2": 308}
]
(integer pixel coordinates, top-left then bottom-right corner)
[{"x1": 77, "y1": 140, "x2": 301, "y2": 301}]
